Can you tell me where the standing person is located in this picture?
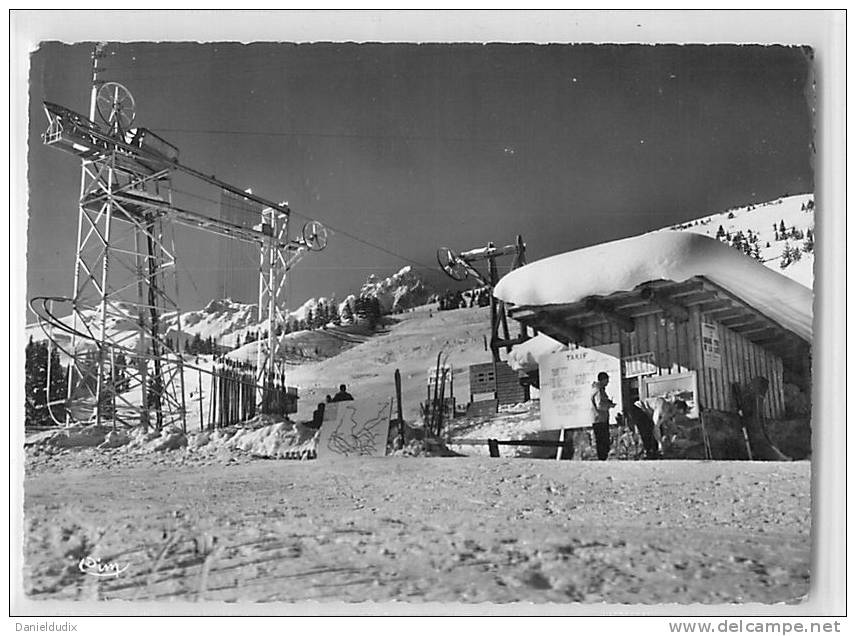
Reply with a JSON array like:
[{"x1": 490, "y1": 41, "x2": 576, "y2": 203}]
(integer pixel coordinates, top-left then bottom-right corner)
[
  {"x1": 331, "y1": 383, "x2": 354, "y2": 402},
  {"x1": 591, "y1": 371, "x2": 616, "y2": 460}
]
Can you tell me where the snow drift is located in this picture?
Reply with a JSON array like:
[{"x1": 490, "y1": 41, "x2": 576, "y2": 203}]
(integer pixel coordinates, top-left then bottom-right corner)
[
  {"x1": 506, "y1": 332, "x2": 566, "y2": 371},
  {"x1": 494, "y1": 232, "x2": 812, "y2": 342}
]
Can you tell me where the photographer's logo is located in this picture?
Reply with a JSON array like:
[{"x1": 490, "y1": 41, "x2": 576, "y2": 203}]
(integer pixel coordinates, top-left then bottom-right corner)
[{"x1": 78, "y1": 555, "x2": 129, "y2": 578}]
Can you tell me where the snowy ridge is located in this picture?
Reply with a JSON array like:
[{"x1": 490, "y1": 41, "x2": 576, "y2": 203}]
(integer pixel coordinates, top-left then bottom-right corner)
[
  {"x1": 165, "y1": 298, "x2": 258, "y2": 347},
  {"x1": 359, "y1": 265, "x2": 434, "y2": 313}
]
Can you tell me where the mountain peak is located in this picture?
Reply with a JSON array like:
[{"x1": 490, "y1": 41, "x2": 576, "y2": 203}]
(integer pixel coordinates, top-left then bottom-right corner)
[{"x1": 359, "y1": 267, "x2": 434, "y2": 313}]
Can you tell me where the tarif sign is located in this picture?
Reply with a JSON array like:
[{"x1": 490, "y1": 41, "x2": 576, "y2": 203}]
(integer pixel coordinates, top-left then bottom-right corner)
[{"x1": 539, "y1": 343, "x2": 622, "y2": 430}]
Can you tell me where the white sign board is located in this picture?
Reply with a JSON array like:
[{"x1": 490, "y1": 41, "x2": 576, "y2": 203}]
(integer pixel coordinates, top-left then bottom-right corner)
[
  {"x1": 702, "y1": 322, "x2": 722, "y2": 369},
  {"x1": 539, "y1": 343, "x2": 622, "y2": 431},
  {"x1": 317, "y1": 399, "x2": 393, "y2": 458}
]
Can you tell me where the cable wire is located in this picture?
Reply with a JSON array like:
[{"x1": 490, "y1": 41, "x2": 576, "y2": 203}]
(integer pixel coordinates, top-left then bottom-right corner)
[{"x1": 165, "y1": 184, "x2": 438, "y2": 273}]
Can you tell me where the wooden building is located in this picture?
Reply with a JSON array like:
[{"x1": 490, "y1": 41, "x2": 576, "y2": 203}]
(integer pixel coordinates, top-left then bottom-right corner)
[
  {"x1": 506, "y1": 276, "x2": 810, "y2": 421},
  {"x1": 494, "y1": 232, "x2": 813, "y2": 447}
]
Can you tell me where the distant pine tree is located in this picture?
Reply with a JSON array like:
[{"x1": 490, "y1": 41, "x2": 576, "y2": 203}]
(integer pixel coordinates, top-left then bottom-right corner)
[
  {"x1": 25, "y1": 338, "x2": 67, "y2": 426},
  {"x1": 802, "y1": 233, "x2": 814, "y2": 254},
  {"x1": 341, "y1": 302, "x2": 353, "y2": 325}
]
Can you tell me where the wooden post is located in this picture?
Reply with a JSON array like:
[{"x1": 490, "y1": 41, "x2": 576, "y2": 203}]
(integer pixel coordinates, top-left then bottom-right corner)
[
  {"x1": 431, "y1": 352, "x2": 442, "y2": 437},
  {"x1": 207, "y1": 370, "x2": 214, "y2": 431},
  {"x1": 197, "y1": 367, "x2": 204, "y2": 432},
  {"x1": 557, "y1": 428, "x2": 574, "y2": 460},
  {"x1": 731, "y1": 382, "x2": 754, "y2": 460},
  {"x1": 394, "y1": 368, "x2": 404, "y2": 446},
  {"x1": 488, "y1": 243, "x2": 500, "y2": 362},
  {"x1": 488, "y1": 438, "x2": 500, "y2": 458},
  {"x1": 437, "y1": 366, "x2": 448, "y2": 438},
  {"x1": 699, "y1": 412, "x2": 713, "y2": 459}
]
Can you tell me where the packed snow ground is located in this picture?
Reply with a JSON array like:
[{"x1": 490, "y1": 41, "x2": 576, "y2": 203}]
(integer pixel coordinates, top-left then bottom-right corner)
[{"x1": 23, "y1": 455, "x2": 810, "y2": 604}]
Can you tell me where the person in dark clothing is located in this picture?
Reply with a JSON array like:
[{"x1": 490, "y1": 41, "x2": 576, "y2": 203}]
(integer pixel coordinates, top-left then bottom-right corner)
[
  {"x1": 625, "y1": 402, "x2": 660, "y2": 459},
  {"x1": 308, "y1": 401, "x2": 325, "y2": 429},
  {"x1": 331, "y1": 384, "x2": 354, "y2": 402},
  {"x1": 591, "y1": 371, "x2": 616, "y2": 461},
  {"x1": 734, "y1": 377, "x2": 789, "y2": 461}
]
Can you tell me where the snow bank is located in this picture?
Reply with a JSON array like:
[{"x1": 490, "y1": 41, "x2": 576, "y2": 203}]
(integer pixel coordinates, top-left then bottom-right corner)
[
  {"x1": 222, "y1": 421, "x2": 318, "y2": 458},
  {"x1": 494, "y1": 232, "x2": 812, "y2": 342},
  {"x1": 506, "y1": 333, "x2": 567, "y2": 371}
]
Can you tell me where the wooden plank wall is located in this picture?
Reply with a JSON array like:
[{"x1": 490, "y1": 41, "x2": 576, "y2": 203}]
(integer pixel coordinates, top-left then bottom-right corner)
[
  {"x1": 494, "y1": 361, "x2": 528, "y2": 406},
  {"x1": 697, "y1": 312, "x2": 785, "y2": 419},
  {"x1": 577, "y1": 308, "x2": 784, "y2": 419},
  {"x1": 468, "y1": 361, "x2": 527, "y2": 406},
  {"x1": 580, "y1": 314, "x2": 695, "y2": 377}
]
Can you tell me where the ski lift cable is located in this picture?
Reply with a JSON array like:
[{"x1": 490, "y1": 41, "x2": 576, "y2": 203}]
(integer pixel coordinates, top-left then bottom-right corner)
[
  {"x1": 166, "y1": 185, "x2": 437, "y2": 272},
  {"x1": 153, "y1": 125, "x2": 520, "y2": 146}
]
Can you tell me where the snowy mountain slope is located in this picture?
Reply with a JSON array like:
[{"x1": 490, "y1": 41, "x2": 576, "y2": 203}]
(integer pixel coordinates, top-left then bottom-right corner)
[
  {"x1": 26, "y1": 265, "x2": 436, "y2": 350},
  {"x1": 283, "y1": 305, "x2": 495, "y2": 422},
  {"x1": 163, "y1": 298, "x2": 258, "y2": 348},
  {"x1": 667, "y1": 193, "x2": 814, "y2": 288}
]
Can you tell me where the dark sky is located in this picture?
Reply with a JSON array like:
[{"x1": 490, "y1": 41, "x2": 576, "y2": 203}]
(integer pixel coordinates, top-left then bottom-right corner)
[{"x1": 26, "y1": 42, "x2": 813, "y2": 315}]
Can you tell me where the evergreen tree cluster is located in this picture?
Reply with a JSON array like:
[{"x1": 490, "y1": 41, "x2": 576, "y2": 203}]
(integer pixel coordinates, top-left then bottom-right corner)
[
  {"x1": 25, "y1": 337, "x2": 67, "y2": 426},
  {"x1": 353, "y1": 296, "x2": 383, "y2": 329},
  {"x1": 714, "y1": 225, "x2": 763, "y2": 261},
  {"x1": 772, "y1": 219, "x2": 807, "y2": 242},
  {"x1": 770, "y1": 219, "x2": 814, "y2": 266},
  {"x1": 779, "y1": 241, "x2": 803, "y2": 269},
  {"x1": 438, "y1": 287, "x2": 491, "y2": 311},
  {"x1": 184, "y1": 333, "x2": 221, "y2": 355},
  {"x1": 304, "y1": 299, "x2": 338, "y2": 330},
  {"x1": 438, "y1": 289, "x2": 465, "y2": 311},
  {"x1": 801, "y1": 227, "x2": 814, "y2": 254}
]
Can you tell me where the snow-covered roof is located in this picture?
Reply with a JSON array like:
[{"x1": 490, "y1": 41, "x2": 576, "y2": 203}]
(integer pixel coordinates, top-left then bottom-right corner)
[{"x1": 494, "y1": 232, "x2": 812, "y2": 342}]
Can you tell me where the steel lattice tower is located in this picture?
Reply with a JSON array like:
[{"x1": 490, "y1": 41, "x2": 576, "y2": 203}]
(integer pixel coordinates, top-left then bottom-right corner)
[{"x1": 36, "y1": 44, "x2": 327, "y2": 431}]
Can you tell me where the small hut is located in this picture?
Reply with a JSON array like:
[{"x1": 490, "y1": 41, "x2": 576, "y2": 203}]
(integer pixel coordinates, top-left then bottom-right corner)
[{"x1": 494, "y1": 232, "x2": 812, "y2": 459}]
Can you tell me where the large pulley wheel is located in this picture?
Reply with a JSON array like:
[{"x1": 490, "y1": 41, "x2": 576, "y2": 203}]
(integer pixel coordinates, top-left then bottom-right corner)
[
  {"x1": 96, "y1": 82, "x2": 136, "y2": 134},
  {"x1": 437, "y1": 247, "x2": 469, "y2": 281},
  {"x1": 302, "y1": 221, "x2": 328, "y2": 251}
]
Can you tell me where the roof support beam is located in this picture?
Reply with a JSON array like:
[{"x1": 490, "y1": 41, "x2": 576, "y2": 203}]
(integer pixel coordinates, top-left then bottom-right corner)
[
  {"x1": 719, "y1": 314, "x2": 764, "y2": 329},
  {"x1": 583, "y1": 297, "x2": 635, "y2": 332},
  {"x1": 639, "y1": 286, "x2": 690, "y2": 322},
  {"x1": 734, "y1": 326, "x2": 780, "y2": 341},
  {"x1": 678, "y1": 290, "x2": 719, "y2": 306},
  {"x1": 532, "y1": 313, "x2": 584, "y2": 345},
  {"x1": 698, "y1": 299, "x2": 734, "y2": 314}
]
